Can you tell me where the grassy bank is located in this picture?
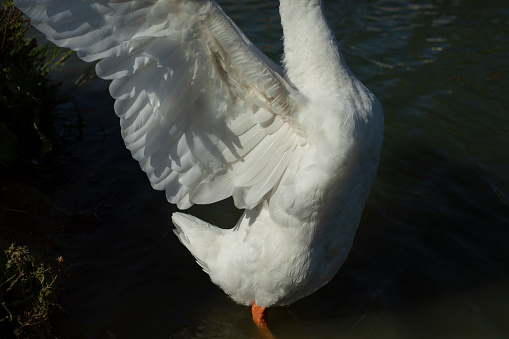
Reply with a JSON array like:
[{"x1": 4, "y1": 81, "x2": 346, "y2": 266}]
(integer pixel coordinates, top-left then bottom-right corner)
[
  {"x1": 0, "y1": 1, "x2": 83, "y2": 337},
  {"x1": 0, "y1": 0, "x2": 68, "y2": 169},
  {"x1": 0, "y1": 245, "x2": 65, "y2": 338}
]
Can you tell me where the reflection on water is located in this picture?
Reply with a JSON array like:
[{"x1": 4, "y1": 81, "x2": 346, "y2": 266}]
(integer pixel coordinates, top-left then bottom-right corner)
[{"x1": 44, "y1": 0, "x2": 509, "y2": 338}]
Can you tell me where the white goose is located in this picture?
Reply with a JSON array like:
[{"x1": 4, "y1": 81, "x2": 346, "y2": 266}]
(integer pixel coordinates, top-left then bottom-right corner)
[{"x1": 15, "y1": 0, "x2": 383, "y2": 327}]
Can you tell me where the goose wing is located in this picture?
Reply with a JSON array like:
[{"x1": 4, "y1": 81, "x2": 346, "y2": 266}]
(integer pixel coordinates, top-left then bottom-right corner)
[{"x1": 15, "y1": 0, "x2": 305, "y2": 209}]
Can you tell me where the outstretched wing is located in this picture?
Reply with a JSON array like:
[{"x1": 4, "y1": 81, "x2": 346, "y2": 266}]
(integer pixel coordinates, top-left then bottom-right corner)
[{"x1": 15, "y1": 0, "x2": 305, "y2": 209}]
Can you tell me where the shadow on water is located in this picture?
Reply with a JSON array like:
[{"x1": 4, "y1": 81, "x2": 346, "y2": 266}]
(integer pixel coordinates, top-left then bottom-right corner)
[
  {"x1": 166, "y1": 144, "x2": 509, "y2": 339},
  {"x1": 164, "y1": 150, "x2": 509, "y2": 339},
  {"x1": 286, "y1": 144, "x2": 509, "y2": 338}
]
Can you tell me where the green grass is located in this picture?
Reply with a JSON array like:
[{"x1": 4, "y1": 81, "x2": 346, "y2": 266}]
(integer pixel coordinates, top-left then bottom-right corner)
[
  {"x1": 0, "y1": 2, "x2": 71, "y2": 337},
  {"x1": 0, "y1": 244, "x2": 63, "y2": 338}
]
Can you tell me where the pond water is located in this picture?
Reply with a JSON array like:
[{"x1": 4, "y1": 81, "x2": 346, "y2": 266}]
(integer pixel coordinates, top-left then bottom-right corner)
[{"x1": 42, "y1": 0, "x2": 509, "y2": 338}]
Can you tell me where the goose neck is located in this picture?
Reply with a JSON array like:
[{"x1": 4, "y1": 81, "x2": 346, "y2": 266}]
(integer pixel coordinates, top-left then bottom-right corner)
[{"x1": 280, "y1": 0, "x2": 352, "y2": 98}]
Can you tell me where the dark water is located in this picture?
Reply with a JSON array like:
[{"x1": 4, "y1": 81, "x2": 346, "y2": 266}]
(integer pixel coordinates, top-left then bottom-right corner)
[{"x1": 42, "y1": 0, "x2": 509, "y2": 338}]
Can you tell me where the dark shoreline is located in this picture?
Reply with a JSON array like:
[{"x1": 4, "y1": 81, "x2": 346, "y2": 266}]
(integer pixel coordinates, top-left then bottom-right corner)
[{"x1": 0, "y1": 157, "x2": 99, "y2": 338}]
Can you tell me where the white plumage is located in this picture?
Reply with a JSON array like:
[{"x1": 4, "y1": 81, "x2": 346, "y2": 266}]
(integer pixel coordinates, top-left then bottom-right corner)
[{"x1": 15, "y1": 0, "x2": 383, "y2": 315}]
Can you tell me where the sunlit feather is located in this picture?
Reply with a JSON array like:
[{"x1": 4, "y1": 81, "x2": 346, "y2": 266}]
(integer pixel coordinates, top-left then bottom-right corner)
[{"x1": 15, "y1": 0, "x2": 383, "y2": 320}]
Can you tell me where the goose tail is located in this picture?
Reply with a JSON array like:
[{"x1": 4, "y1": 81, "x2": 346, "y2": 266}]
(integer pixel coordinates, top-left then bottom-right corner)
[{"x1": 172, "y1": 212, "x2": 226, "y2": 274}]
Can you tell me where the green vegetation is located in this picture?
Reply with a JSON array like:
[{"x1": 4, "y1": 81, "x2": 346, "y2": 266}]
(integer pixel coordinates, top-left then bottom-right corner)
[
  {"x1": 0, "y1": 0, "x2": 70, "y2": 168},
  {"x1": 0, "y1": 2, "x2": 72, "y2": 337},
  {"x1": 0, "y1": 245, "x2": 63, "y2": 338}
]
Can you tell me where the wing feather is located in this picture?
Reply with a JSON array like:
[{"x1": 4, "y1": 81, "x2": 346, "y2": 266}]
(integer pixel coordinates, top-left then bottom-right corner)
[{"x1": 15, "y1": 0, "x2": 305, "y2": 210}]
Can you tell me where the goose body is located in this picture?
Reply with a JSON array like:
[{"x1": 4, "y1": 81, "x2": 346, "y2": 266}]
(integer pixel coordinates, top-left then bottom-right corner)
[{"x1": 15, "y1": 0, "x2": 383, "y2": 322}]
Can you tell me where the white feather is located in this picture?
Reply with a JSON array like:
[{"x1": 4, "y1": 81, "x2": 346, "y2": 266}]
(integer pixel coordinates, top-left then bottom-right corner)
[{"x1": 15, "y1": 0, "x2": 383, "y2": 312}]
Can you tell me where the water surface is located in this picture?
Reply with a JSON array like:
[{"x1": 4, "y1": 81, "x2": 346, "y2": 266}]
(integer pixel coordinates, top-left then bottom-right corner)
[{"x1": 44, "y1": 0, "x2": 509, "y2": 338}]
